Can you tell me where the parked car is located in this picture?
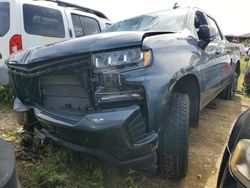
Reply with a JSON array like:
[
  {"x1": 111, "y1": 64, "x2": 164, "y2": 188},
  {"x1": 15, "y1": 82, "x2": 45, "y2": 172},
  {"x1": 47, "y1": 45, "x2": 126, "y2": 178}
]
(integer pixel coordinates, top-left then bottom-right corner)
[
  {"x1": 217, "y1": 109, "x2": 250, "y2": 188},
  {"x1": 0, "y1": 138, "x2": 19, "y2": 188},
  {"x1": 4, "y1": 7, "x2": 240, "y2": 179},
  {"x1": 244, "y1": 45, "x2": 250, "y2": 61},
  {"x1": 0, "y1": 0, "x2": 111, "y2": 85}
]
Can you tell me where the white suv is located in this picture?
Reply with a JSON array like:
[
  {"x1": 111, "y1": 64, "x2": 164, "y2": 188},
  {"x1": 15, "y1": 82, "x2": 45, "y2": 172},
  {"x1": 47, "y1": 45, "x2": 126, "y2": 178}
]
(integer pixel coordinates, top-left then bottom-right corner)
[
  {"x1": 0, "y1": 0, "x2": 111, "y2": 64},
  {"x1": 0, "y1": 0, "x2": 111, "y2": 85}
]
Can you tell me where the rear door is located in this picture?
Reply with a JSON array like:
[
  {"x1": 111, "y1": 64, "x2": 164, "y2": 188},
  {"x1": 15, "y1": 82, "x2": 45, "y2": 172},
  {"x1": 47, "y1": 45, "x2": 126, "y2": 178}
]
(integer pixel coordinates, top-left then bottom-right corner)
[
  {"x1": 65, "y1": 9, "x2": 101, "y2": 38},
  {"x1": 206, "y1": 16, "x2": 232, "y2": 90},
  {"x1": 194, "y1": 11, "x2": 220, "y2": 106},
  {"x1": 199, "y1": 13, "x2": 232, "y2": 107},
  {"x1": 20, "y1": 2, "x2": 69, "y2": 50}
]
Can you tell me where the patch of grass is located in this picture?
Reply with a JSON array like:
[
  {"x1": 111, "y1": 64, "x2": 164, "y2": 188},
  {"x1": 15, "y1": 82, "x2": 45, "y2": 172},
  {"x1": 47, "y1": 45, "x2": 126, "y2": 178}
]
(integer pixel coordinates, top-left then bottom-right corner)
[
  {"x1": 0, "y1": 86, "x2": 14, "y2": 104},
  {"x1": 125, "y1": 169, "x2": 140, "y2": 188},
  {"x1": 18, "y1": 145, "x2": 104, "y2": 188},
  {"x1": 236, "y1": 58, "x2": 250, "y2": 98},
  {"x1": 234, "y1": 94, "x2": 250, "y2": 102},
  {"x1": 238, "y1": 72, "x2": 245, "y2": 92},
  {"x1": 240, "y1": 57, "x2": 249, "y2": 72},
  {"x1": 237, "y1": 57, "x2": 248, "y2": 92},
  {"x1": 17, "y1": 141, "x2": 142, "y2": 188}
]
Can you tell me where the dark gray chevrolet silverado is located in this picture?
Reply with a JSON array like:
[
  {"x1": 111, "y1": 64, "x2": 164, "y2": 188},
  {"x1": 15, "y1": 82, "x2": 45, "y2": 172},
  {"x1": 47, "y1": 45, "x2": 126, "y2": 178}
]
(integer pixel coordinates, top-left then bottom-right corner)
[{"x1": 1, "y1": 7, "x2": 241, "y2": 178}]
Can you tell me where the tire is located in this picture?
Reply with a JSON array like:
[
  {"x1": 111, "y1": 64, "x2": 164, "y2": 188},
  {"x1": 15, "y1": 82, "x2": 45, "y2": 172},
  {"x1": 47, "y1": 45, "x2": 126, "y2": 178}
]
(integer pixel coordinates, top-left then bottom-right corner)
[
  {"x1": 158, "y1": 92, "x2": 190, "y2": 179},
  {"x1": 219, "y1": 73, "x2": 238, "y2": 100}
]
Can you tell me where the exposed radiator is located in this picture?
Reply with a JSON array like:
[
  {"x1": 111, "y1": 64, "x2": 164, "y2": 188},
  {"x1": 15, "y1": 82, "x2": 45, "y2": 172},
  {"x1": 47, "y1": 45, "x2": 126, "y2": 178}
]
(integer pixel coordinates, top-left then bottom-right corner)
[{"x1": 39, "y1": 70, "x2": 90, "y2": 115}]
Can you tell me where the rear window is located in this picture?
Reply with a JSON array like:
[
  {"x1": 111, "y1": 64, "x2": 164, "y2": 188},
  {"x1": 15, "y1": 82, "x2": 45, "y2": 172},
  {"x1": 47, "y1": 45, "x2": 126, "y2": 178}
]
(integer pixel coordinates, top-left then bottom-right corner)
[
  {"x1": 0, "y1": 2, "x2": 10, "y2": 37},
  {"x1": 71, "y1": 14, "x2": 100, "y2": 37},
  {"x1": 23, "y1": 4, "x2": 65, "y2": 38}
]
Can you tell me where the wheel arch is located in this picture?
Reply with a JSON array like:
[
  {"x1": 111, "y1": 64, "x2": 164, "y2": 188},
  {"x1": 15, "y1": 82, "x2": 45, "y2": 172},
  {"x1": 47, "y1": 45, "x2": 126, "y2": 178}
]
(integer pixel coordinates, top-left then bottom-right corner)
[{"x1": 170, "y1": 74, "x2": 201, "y2": 128}]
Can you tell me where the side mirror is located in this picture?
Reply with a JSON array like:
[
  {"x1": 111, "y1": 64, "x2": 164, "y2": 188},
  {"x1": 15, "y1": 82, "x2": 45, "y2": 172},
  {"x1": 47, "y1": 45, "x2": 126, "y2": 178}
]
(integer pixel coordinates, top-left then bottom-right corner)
[{"x1": 198, "y1": 25, "x2": 216, "y2": 49}]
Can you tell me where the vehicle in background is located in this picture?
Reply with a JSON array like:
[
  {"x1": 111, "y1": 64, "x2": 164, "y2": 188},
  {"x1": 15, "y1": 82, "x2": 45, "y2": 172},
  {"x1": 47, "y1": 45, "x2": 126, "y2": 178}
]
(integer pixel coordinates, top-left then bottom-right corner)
[
  {"x1": 0, "y1": 0, "x2": 111, "y2": 85},
  {"x1": 217, "y1": 109, "x2": 250, "y2": 188},
  {"x1": 6, "y1": 7, "x2": 240, "y2": 179},
  {"x1": 238, "y1": 44, "x2": 245, "y2": 56},
  {"x1": 244, "y1": 45, "x2": 250, "y2": 61},
  {"x1": 0, "y1": 138, "x2": 19, "y2": 188}
]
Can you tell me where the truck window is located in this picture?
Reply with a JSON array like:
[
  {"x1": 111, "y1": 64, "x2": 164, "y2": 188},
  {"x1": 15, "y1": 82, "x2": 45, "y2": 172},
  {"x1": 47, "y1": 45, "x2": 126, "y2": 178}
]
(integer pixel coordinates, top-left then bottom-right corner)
[
  {"x1": 23, "y1": 4, "x2": 65, "y2": 38},
  {"x1": 71, "y1": 14, "x2": 100, "y2": 37},
  {"x1": 194, "y1": 11, "x2": 208, "y2": 40},
  {"x1": 207, "y1": 17, "x2": 223, "y2": 42},
  {"x1": 71, "y1": 14, "x2": 84, "y2": 37},
  {"x1": 0, "y1": 2, "x2": 10, "y2": 37}
]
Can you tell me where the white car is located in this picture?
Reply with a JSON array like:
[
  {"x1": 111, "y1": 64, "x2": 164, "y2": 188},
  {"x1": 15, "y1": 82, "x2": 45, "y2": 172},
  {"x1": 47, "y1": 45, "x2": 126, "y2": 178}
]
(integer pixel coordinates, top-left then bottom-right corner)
[
  {"x1": 0, "y1": 0, "x2": 111, "y2": 64},
  {"x1": 0, "y1": 0, "x2": 111, "y2": 85}
]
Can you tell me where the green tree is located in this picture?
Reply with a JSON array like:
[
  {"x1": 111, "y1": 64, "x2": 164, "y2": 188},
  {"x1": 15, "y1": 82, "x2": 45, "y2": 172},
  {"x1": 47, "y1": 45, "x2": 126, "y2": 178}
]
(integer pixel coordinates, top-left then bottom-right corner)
[{"x1": 242, "y1": 39, "x2": 250, "y2": 47}]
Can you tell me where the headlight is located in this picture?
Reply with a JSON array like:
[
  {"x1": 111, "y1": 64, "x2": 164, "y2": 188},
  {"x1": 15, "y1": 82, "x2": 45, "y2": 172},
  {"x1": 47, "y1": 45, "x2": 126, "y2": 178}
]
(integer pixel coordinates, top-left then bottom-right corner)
[
  {"x1": 92, "y1": 48, "x2": 152, "y2": 69},
  {"x1": 230, "y1": 139, "x2": 250, "y2": 187}
]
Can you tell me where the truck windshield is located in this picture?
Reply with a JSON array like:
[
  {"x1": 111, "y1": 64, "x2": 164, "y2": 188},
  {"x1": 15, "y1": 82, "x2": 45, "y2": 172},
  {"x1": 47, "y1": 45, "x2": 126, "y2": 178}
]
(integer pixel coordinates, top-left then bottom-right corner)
[
  {"x1": 104, "y1": 8, "x2": 188, "y2": 33},
  {"x1": 0, "y1": 2, "x2": 10, "y2": 37}
]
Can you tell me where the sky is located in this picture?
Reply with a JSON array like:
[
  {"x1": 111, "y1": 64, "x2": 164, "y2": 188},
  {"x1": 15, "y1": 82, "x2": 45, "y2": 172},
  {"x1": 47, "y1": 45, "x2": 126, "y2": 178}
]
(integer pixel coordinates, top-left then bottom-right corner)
[{"x1": 72, "y1": 0, "x2": 249, "y2": 35}]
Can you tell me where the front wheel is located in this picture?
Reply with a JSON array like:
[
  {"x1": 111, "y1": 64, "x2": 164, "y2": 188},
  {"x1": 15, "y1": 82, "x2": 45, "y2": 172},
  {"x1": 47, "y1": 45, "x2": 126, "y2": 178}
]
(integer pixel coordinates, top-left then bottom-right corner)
[{"x1": 157, "y1": 92, "x2": 190, "y2": 179}]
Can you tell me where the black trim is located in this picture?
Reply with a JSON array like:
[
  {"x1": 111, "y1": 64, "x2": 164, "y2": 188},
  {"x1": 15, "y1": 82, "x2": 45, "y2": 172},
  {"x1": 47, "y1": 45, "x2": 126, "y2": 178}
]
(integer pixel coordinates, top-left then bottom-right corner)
[
  {"x1": 8, "y1": 54, "x2": 90, "y2": 77},
  {"x1": 46, "y1": 0, "x2": 108, "y2": 19},
  {"x1": 34, "y1": 127, "x2": 157, "y2": 166}
]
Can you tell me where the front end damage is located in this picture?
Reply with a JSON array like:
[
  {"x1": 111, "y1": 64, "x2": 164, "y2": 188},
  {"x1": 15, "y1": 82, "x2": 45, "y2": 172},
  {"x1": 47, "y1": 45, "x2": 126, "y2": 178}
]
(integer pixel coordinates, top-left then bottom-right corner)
[{"x1": 8, "y1": 53, "x2": 159, "y2": 166}]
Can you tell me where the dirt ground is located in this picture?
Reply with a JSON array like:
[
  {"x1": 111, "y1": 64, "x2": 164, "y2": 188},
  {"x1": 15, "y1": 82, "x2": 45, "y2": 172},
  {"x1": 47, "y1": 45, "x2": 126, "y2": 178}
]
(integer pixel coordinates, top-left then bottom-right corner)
[
  {"x1": 136, "y1": 98, "x2": 250, "y2": 188},
  {"x1": 0, "y1": 98, "x2": 249, "y2": 188}
]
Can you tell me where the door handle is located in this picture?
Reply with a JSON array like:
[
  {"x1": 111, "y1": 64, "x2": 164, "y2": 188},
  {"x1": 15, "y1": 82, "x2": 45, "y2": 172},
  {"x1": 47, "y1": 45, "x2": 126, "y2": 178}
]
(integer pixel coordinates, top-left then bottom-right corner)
[{"x1": 0, "y1": 53, "x2": 2, "y2": 59}]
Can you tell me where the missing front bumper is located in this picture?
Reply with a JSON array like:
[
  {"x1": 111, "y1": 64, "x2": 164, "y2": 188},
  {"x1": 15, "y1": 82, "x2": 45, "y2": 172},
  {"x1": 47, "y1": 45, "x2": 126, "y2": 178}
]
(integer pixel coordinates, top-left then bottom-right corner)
[{"x1": 34, "y1": 127, "x2": 157, "y2": 166}]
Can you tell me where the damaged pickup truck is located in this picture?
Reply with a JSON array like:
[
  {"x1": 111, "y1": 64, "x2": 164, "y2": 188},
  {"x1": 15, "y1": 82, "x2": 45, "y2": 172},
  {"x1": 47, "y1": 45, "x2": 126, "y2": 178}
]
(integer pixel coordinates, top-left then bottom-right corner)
[{"x1": 2, "y1": 7, "x2": 240, "y2": 178}]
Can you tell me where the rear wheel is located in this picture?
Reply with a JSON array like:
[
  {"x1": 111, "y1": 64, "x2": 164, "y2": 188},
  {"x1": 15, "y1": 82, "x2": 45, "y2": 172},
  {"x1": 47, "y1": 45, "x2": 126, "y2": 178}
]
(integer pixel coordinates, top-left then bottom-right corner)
[
  {"x1": 158, "y1": 92, "x2": 190, "y2": 178},
  {"x1": 219, "y1": 73, "x2": 238, "y2": 100}
]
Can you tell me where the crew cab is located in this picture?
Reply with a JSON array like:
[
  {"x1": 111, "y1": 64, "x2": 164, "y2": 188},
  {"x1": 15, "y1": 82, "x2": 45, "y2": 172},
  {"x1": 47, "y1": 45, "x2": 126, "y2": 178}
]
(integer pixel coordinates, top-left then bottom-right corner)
[{"x1": 4, "y1": 7, "x2": 240, "y2": 179}]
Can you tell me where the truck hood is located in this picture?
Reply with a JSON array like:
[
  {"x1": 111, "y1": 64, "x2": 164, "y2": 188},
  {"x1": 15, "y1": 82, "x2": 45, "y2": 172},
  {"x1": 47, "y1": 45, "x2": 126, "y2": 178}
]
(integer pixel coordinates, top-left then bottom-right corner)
[{"x1": 8, "y1": 31, "x2": 176, "y2": 64}]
